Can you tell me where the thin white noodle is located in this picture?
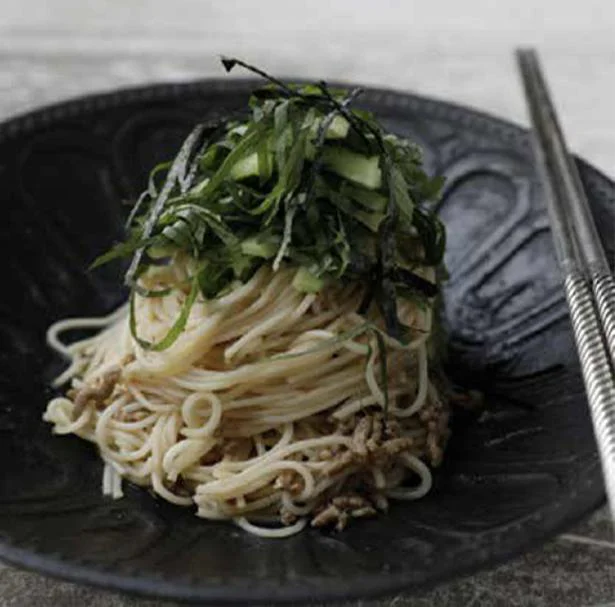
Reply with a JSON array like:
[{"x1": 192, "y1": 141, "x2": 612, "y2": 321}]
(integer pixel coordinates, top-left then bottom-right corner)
[
  {"x1": 385, "y1": 453, "x2": 433, "y2": 500},
  {"x1": 389, "y1": 344, "x2": 429, "y2": 418},
  {"x1": 235, "y1": 517, "x2": 307, "y2": 538},
  {"x1": 281, "y1": 492, "x2": 315, "y2": 516},
  {"x1": 102, "y1": 462, "x2": 112, "y2": 496},
  {"x1": 43, "y1": 265, "x2": 445, "y2": 536},
  {"x1": 46, "y1": 305, "x2": 129, "y2": 358}
]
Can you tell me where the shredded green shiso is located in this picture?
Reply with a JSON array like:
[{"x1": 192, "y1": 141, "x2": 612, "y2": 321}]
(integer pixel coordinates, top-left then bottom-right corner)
[{"x1": 94, "y1": 58, "x2": 446, "y2": 352}]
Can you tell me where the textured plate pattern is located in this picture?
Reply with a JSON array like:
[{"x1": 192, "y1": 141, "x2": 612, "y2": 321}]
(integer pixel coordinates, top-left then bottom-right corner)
[{"x1": 0, "y1": 80, "x2": 613, "y2": 604}]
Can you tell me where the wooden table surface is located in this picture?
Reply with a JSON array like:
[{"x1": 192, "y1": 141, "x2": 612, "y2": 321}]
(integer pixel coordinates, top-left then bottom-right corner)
[{"x1": 1, "y1": 1, "x2": 614, "y2": 605}]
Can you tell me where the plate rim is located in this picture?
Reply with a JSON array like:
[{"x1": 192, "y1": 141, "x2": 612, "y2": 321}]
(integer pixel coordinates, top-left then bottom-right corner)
[{"x1": 0, "y1": 493, "x2": 604, "y2": 605}]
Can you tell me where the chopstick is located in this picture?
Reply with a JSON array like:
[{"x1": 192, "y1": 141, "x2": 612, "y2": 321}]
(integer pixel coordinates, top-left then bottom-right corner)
[{"x1": 516, "y1": 48, "x2": 615, "y2": 522}]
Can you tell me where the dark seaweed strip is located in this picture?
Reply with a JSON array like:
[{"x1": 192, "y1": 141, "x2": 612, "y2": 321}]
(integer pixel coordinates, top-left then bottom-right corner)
[{"x1": 125, "y1": 124, "x2": 206, "y2": 286}]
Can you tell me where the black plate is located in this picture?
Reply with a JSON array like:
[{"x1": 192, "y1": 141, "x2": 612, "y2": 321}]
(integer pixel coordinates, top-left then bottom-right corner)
[{"x1": 0, "y1": 79, "x2": 612, "y2": 604}]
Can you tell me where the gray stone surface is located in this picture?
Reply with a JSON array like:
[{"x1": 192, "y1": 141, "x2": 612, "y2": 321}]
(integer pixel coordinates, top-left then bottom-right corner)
[{"x1": 1, "y1": 1, "x2": 615, "y2": 605}]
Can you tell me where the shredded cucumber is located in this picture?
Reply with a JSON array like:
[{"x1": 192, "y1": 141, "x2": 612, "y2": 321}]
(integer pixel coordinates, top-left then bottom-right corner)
[
  {"x1": 321, "y1": 148, "x2": 382, "y2": 190},
  {"x1": 292, "y1": 267, "x2": 324, "y2": 293},
  {"x1": 241, "y1": 234, "x2": 280, "y2": 258},
  {"x1": 231, "y1": 152, "x2": 273, "y2": 180}
]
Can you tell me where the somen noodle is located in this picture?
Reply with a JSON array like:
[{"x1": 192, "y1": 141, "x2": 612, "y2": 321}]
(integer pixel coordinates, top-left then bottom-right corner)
[{"x1": 44, "y1": 59, "x2": 450, "y2": 536}]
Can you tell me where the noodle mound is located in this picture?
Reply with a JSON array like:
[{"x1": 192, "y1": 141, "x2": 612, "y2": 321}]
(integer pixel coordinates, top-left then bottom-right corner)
[{"x1": 44, "y1": 265, "x2": 449, "y2": 537}]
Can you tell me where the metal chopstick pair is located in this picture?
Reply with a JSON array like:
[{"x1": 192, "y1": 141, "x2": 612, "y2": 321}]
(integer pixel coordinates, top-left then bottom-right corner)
[{"x1": 516, "y1": 49, "x2": 615, "y2": 521}]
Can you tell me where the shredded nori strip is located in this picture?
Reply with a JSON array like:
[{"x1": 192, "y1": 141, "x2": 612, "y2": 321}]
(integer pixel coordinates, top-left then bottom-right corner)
[{"x1": 94, "y1": 57, "x2": 446, "y2": 354}]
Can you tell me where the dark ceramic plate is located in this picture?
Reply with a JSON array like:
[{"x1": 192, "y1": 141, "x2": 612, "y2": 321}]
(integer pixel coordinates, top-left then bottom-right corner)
[{"x1": 0, "y1": 79, "x2": 612, "y2": 604}]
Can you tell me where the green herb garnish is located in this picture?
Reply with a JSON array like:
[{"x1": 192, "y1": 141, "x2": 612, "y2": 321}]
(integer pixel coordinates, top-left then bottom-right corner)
[{"x1": 95, "y1": 57, "x2": 446, "y2": 350}]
